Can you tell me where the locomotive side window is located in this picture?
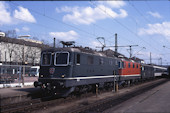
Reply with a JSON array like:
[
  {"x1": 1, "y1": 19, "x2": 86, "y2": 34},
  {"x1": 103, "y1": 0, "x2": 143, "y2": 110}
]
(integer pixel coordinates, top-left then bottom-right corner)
[
  {"x1": 55, "y1": 52, "x2": 69, "y2": 66},
  {"x1": 118, "y1": 61, "x2": 121, "y2": 68},
  {"x1": 122, "y1": 62, "x2": 124, "y2": 68},
  {"x1": 77, "y1": 54, "x2": 80, "y2": 65},
  {"x1": 99, "y1": 58, "x2": 104, "y2": 65},
  {"x1": 128, "y1": 63, "x2": 131, "y2": 68},
  {"x1": 42, "y1": 53, "x2": 51, "y2": 65},
  {"x1": 115, "y1": 60, "x2": 118, "y2": 65},
  {"x1": 109, "y1": 60, "x2": 113, "y2": 65},
  {"x1": 88, "y1": 56, "x2": 94, "y2": 65}
]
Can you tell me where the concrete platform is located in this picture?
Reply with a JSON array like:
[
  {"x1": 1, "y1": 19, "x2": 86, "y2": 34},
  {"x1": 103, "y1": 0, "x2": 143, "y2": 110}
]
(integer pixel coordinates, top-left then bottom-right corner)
[
  {"x1": 0, "y1": 86, "x2": 40, "y2": 98},
  {"x1": 0, "y1": 76, "x2": 39, "y2": 98},
  {"x1": 0, "y1": 86, "x2": 42, "y2": 106},
  {"x1": 0, "y1": 76, "x2": 38, "y2": 88},
  {"x1": 103, "y1": 79, "x2": 170, "y2": 113}
]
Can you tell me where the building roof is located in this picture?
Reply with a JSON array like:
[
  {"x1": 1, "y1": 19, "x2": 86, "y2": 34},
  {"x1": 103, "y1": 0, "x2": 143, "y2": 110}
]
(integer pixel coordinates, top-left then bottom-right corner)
[
  {"x1": 0, "y1": 36, "x2": 49, "y2": 49},
  {"x1": 18, "y1": 38, "x2": 43, "y2": 44}
]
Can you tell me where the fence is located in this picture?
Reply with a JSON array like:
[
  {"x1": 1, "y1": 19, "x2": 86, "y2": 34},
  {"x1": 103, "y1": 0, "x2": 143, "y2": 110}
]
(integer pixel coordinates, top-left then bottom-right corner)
[{"x1": 0, "y1": 64, "x2": 38, "y2": 88}]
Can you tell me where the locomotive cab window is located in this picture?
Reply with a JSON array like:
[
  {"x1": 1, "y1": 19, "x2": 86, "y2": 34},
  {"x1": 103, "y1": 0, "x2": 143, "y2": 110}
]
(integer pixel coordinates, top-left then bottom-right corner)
[
  {"x1": 54, "y1": 52, "x2": 69, "y2": 66},
  {"x1": 41, "y1": 53, "x2": 52, "y2": 65}
]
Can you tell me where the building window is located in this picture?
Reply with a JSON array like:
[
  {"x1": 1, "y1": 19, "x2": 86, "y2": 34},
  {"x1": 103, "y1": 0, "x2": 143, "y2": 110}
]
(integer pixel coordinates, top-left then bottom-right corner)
[{"x1": 77, "y1": 54, "x2": 80, "y2": 64}]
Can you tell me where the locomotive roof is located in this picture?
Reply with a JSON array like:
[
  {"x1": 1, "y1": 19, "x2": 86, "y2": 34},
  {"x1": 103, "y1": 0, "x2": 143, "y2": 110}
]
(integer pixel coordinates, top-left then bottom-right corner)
[{"x1": 42, "y1": 47, "x2": 117, "y2": 58}]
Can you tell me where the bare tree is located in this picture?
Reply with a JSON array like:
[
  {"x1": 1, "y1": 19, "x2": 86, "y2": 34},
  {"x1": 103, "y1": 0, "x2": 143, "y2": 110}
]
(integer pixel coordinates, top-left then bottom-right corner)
[
  {"x1": 12, "y1": 44, "x2": 23, "y2": 64},
  {"x1": 4, "y1": 42, "x2": 17, "y2": 64},
  {"x1": 26, "y1": 46, "x2": 41, "y2": 65},
  {"x1": 5, "y1": 30, "x2": 17, "y2": 38},
  {"x1": 32, "y1": 37, "x2": 38, "y2": 40}
]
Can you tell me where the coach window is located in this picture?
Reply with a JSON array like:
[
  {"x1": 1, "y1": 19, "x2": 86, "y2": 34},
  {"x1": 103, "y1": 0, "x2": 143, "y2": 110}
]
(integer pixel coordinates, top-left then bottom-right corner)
[
  {"x1": 133, "y1": 64, "x2": 135, "y2": 68},
  {"x1": 137, "y1": 64, "x2": 138, "y2": 68},
  {"x1": 76, "y1": 54, "x2": 80, "y2": 65},
  {"x1": 128, "y1": 63, "x2": 131, "y2": 68}
]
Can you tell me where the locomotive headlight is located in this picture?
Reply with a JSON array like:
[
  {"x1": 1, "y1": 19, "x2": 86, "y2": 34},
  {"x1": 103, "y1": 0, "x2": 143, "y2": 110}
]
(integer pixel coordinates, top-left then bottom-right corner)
[
  {"x1": 61, "y1": 74, "x2": 65, "y2": 78},
  {"x1": 41, "y1": 75, "x2": 43, "y2": 77}
]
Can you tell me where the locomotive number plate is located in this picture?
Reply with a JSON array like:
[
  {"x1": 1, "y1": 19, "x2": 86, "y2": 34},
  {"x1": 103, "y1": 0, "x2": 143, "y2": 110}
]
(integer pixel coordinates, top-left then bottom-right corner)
[{"x1": 49, "y1": 67, "x2": 55, "y2": 74}]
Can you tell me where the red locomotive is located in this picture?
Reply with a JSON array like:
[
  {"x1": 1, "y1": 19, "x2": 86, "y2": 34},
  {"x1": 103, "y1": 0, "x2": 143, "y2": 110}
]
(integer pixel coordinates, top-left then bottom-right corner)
[{"x1": 119, "y1": 59, "x2": 141, "y2": 80}]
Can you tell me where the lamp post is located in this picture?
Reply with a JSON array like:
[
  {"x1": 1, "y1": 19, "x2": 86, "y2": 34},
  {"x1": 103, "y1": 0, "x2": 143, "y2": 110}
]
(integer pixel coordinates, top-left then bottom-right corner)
[
  {"x1": 159, "y1": 57, "x2": 162, "y2": 66},
  {"x1": 19, "y1": 35, "x2": 30, "y2": 87}
]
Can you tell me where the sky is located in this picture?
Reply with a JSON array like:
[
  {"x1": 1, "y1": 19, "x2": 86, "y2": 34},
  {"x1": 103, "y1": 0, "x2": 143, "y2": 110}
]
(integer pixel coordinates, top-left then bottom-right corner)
[{"x1": 0, "y1": 1, "x2": 170, "y2": 65}]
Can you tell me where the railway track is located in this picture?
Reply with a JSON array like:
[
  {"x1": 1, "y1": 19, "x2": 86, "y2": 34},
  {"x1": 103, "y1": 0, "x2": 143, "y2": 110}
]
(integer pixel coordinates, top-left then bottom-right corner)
[
  {"x1": 0, "y1": 89, "x2": 42, "y2": 106},
  {"x1": 0, "y1": 90, "x2": 94, "y2": 113},
  {"x1": 0, "y1": 78, "x2": 168, "y2": 113}
]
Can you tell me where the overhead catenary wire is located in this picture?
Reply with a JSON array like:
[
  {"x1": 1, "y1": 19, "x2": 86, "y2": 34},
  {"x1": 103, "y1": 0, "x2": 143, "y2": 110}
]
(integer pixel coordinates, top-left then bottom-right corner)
[
  {"x1": 130, "y1": 1, "x2": 170, "y2": 63},
  {"x1": 9, "y1": 1, "x2": 120, "y2": 48},
  {"x1": 128, "y1": 1, "x2": 165, "y2": 51},
  {"x1": 9, "y1": 2, "x2": 96, "y2": 35},
  {"x1": 8, "y1": 2, "x2": 101, "y2": 48},
  {"x1": 8, "y1": 1, "x2": 167, "y2": 63},
  {"x1": 90, "y1": 1, "x2": 161, "y2": 53},
  {"x1": 11, "y1": 1, "x2": 148, "y2": 55},
  {"x1": 9, "y1": 1, "x2": 128, "y2": 49}
]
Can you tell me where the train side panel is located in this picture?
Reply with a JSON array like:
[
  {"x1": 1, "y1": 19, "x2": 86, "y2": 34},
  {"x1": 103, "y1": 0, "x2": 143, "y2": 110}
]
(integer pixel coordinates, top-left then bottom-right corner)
[
  {"x1": 141, "y1": 64, "x2": 154, "y2": 79},
  {"x1": 119, "y1": 60, "x2": 141, "y2": 81}
]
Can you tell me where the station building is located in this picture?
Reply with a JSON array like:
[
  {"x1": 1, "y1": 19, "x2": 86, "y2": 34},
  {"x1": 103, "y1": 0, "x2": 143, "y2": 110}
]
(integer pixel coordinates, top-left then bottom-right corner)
[{"x1": 0, "y1": 36, "x2": 49, "y2": 65}]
